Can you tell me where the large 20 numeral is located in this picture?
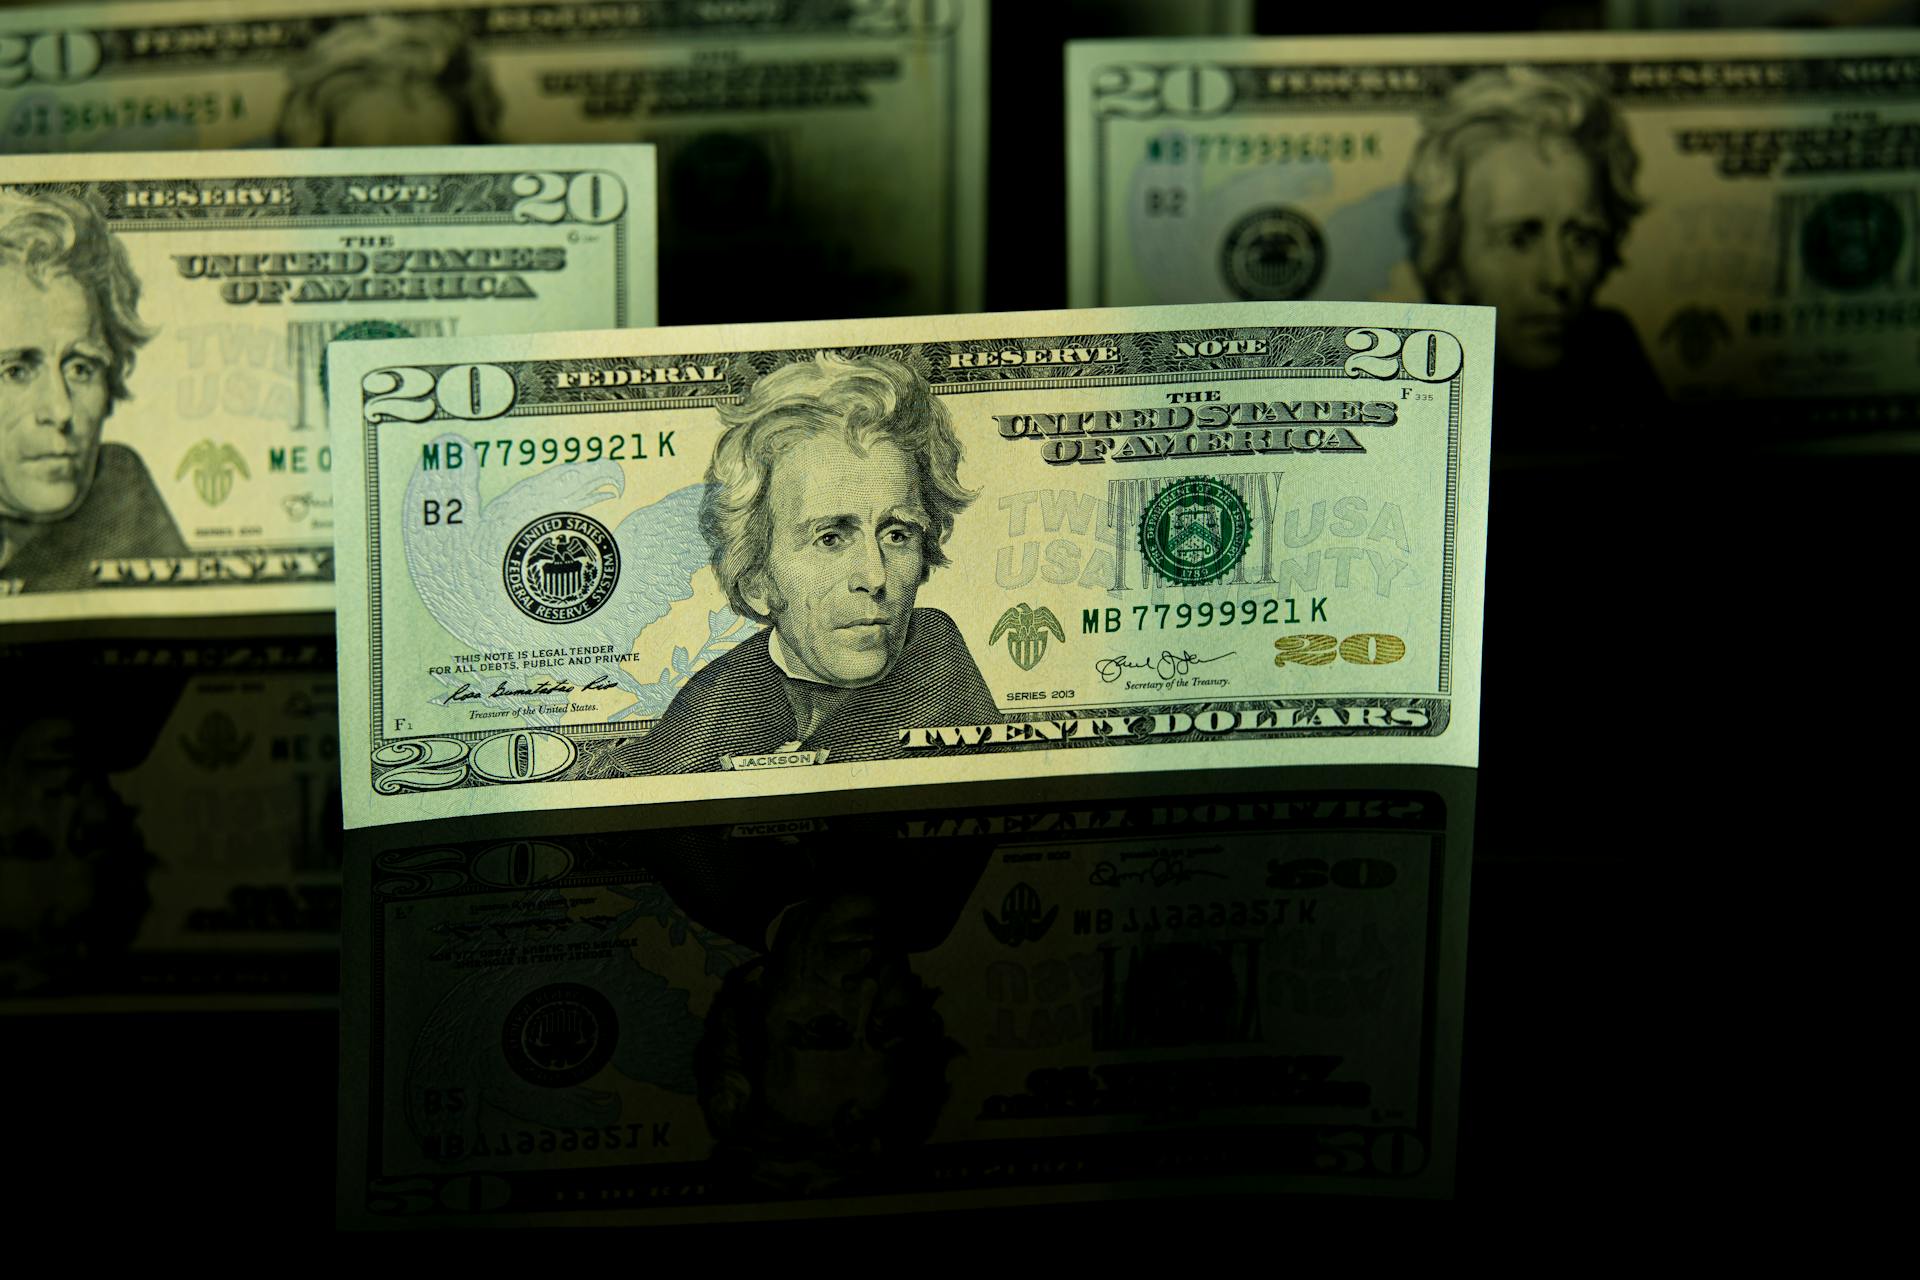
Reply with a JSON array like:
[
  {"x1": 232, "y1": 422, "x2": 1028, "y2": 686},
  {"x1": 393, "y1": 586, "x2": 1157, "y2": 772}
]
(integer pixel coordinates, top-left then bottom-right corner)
[
  {"x1": 1091, "y1": 63, "x2": 1235, "y2": 118},
  {"x1": 362, "y1": 365, "x2": 517, "y2": 424},
  {"x1": 1343, "y1": 328, "x2": 1464, "y2": 382},
  {"x1": 1273, "y1": 633, "x2": 1407, "y2": 668},
  {"x1": 510, "y1": 171, "x2": 627, "y2": 224},
  {"x1": 0, "y1": 30, "x2": 101, "y2": 87}
]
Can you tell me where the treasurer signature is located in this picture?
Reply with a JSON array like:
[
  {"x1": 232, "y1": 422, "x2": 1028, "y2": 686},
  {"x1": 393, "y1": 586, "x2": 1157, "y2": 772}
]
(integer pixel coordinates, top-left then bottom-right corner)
[
  {"x1": 1088, "y1": 852, "x2": 1228, "y2": 888},
  {"x1": 439, "y1": 673, "x2": 617, "y2": 703},
  {"x1": 1094, "y1": 648, "x2": 1234, "y2": 683}
]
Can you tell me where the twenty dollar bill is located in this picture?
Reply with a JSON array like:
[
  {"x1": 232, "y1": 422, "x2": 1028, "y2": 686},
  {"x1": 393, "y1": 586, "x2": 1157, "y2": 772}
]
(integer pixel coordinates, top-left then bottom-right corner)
[
  {"x1": 331, "y1": 302, "x2": 1492, "y2": 828},
  {"x1": 0, "y1": 0, "x2": 986, "y2": 321},
  {"x1": 0, "y1": 145, "x2": 655, "y2": 622},
  {"x1": 1068, "y1": 31, "x2": 1920, "y2": 440}
]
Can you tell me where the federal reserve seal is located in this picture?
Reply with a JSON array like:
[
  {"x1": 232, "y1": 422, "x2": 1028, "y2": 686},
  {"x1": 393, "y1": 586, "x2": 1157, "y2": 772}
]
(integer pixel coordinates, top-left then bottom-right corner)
[
  {"x1": 502, "y1": 513, "x2": 620, "y2": 623},
  {"x1": 501, "y1": 983, "x2": 619, "y2": 1088},
  {"x1": 1801, "y1": 191, "x2": 1904, "y2": 292},
  {"x1": 1140, "y1": 477, "x2": 1250, "y2": 586},
  {"x1": 1220, "y1": 206, "x2": 1326, "y2": 301}
]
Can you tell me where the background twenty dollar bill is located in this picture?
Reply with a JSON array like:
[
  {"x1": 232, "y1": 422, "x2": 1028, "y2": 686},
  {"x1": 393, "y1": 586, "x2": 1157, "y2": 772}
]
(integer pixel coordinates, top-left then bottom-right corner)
[
  {"x1": 0, "y1": 0, "x2": 987, "y2": 321},
  {"x1": 1067, "y1": 31, "x2": 1920, "y2": 443},
  {"x1": 329, "y1": 302, "x2": 1493, "y2": 828},
  {"x1": 0, "y1": 145, "x2": 654, "y2": 623},
  {"x1": 0, "y1": 633, "x2": 340, "y2": 1011},
  {"x1": 339, "y1": 773, "x2": 1471, "y2": 1226},
  {"x1": 1606, "y1": 0, "x2": 1920, "y2": 25}
]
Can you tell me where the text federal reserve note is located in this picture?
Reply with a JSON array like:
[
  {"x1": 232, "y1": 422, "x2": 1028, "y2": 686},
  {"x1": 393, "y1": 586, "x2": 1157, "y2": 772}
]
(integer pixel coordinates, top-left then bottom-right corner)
[
  {"x1": 0, "y1": 146, "x2": 654, "y2": 623},
  {"x1": 0, "y1": 634, "x2": 340, "y2": 1011},
  {"x1": 0, "y1": 0, "x2": 986, "y2": 321},
  {"x1": 330, "y1": 303, "x2": 1492, "y2": 828},
  {"x1": 340, "y1": 778, "x2": 1470, "y2": 1225},
  {"x1": 1067, "y1": 32, "x2": 1920, "y2": 444}
]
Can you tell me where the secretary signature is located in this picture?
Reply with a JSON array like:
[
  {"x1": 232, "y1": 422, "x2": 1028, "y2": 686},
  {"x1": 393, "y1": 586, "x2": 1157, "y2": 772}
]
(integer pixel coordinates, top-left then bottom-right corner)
[
  {"x1": 1094, "y1": 648, "x2": 1234, "y2": 683},
  {"x1": 439, "y1": 672, "x2": 617, "y2": 703},
  {"x1": 1088, "y1": 852, "x2": 1228, "y2": 888}
]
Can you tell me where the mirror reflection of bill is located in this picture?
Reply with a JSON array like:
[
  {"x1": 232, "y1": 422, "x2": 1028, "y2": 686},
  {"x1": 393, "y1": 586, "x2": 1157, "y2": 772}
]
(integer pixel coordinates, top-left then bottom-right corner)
[
  {"x1": 339, "y1": 770, "x2": 1472, "y2": 1224},
  {"x1": 0, "y1": 635, "x2": 341, "y2": 1011},
  {"x1": 0, "y1": 694, "x2": 160, "y2": 1002}
]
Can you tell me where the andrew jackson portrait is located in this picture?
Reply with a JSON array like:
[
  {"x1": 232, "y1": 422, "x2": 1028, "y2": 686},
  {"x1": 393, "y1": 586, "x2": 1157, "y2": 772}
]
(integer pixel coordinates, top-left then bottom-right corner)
[
  {"x1": 0, "y1": 190, "x2": 186, "y2": 593},
  {"x1": 1404, "y1": 66, "x2": 1665, "y2": 424},
  {"x1": 621, "y1": 353, "x2": 1001, "y2": 774}
]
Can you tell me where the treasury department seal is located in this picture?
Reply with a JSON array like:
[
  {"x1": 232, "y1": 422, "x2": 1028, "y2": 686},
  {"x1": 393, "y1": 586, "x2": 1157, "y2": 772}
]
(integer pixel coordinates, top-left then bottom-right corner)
[
  {"x1": 1800, "y1": 191, "x2": 1904, "y2": 292},
  {"x1": 317, "y1": 319, "x2": 414, "y2": 408},
  {"x1": 500, "y1": 983, "x2": 619, "y2": 1088},
  {"x1": 1140, "y1": 477, "x2": 1250, "y2": 586},
  {"x1": 502, "y1": 512, "x2": 619, "y2": 623},
  {"x1": 1220, "y1": 206, "x2": 1326, "y2": 301}
]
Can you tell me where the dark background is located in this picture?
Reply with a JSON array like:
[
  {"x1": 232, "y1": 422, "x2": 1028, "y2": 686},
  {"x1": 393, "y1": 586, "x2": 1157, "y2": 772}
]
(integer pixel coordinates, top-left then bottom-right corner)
[{"x1": 11, "y1": 0, "x2": 1909, "y2": 1237}]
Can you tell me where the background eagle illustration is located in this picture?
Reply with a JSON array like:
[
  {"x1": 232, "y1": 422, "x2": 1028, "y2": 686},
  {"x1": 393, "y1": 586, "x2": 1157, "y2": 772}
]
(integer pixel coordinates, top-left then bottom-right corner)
[{"x1": 402, "y1": 432, "x2": 753, "y2": 726}]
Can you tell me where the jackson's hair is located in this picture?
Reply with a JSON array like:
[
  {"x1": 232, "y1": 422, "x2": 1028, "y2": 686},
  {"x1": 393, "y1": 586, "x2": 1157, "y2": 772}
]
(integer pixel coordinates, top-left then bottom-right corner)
[
  {"x1": 701, "y1": 353, "x2": 974, "y2": 624},
  {"x1": 694, "y1": 942, "x2": 962, "y2": 1193},
  {"x1": 274, "y1": 14, "x2": 502, "y2": 147},
  {"x1": 0, "y1": 190, "x2": 152, "y2": 403},
  {"x1": 1404, "y1": 66, "x2": 1645, "y2": 297}
]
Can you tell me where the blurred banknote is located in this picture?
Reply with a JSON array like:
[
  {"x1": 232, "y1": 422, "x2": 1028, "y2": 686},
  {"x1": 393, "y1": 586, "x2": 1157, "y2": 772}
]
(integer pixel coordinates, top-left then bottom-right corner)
[
  {"x1": 0, "y1": 0, "x2": 986, "y2": 321},
  {"x1": 339, "y1": 777, "x2": 1469, "y2": 1225},
  {"x1": 1070, "y1": 0, "x2": 1253, "y2": 36},
  {"x1": 1606, "y1": 0, "x2": 1918, "y2": 25},
  {"x1": 1067, "y1": 32, "x2": 1920, "y2": 444},
  {"x1": 0, "y1": 145, "x2": 654, "y2": 624},
  {"x1": 328, "y1": 302, "x2": 1493, "y2": 828},
  {"x1": 0, "y1": 634, "x2": 340, "y2": 1011}
]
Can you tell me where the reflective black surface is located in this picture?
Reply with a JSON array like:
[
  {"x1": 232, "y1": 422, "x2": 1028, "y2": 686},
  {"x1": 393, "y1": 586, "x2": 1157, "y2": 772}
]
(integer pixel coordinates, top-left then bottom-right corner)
[
  {"x1": 7, "y1": 0, "x2": 1909, "y2": 1238},
  {"x1": 335, "y1": 774, "x2": 1467, "y2": 1224},
  {"x1": 10, "y1": 437, "x2": 1868, "y2": 1230}
]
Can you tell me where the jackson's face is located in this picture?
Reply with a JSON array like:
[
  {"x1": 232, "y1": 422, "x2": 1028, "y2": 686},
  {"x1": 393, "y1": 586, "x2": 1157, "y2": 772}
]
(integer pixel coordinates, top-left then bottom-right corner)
[
  {"x1": 0, "y1": 716, "x2": 152, "y2": 997},
  {"x1": 0, "y1": 265, "x2": 111, "y2": 521},
  {"x1": 1443, "y1": 134, "x2": 1610, "y2": 372},
  {"x1": 0, "y1": 718, "x2": 120, "y2": 968},
  {"x1": 751, "y1": 431, "x2": 928, "y2": 688},
  {"x1": 760, "y1": 894, "x2": 921, "y2": 1134}
]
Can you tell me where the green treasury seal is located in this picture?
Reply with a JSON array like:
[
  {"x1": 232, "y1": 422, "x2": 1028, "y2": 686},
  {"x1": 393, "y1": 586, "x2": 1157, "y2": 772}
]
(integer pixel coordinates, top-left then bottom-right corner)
[
  {"x1": 1800, "y1": 191, "x2": 1904, "y2": 293},
  {"x1": 1139, "y1": 477, "x2": 1250, "y2": 586}
]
